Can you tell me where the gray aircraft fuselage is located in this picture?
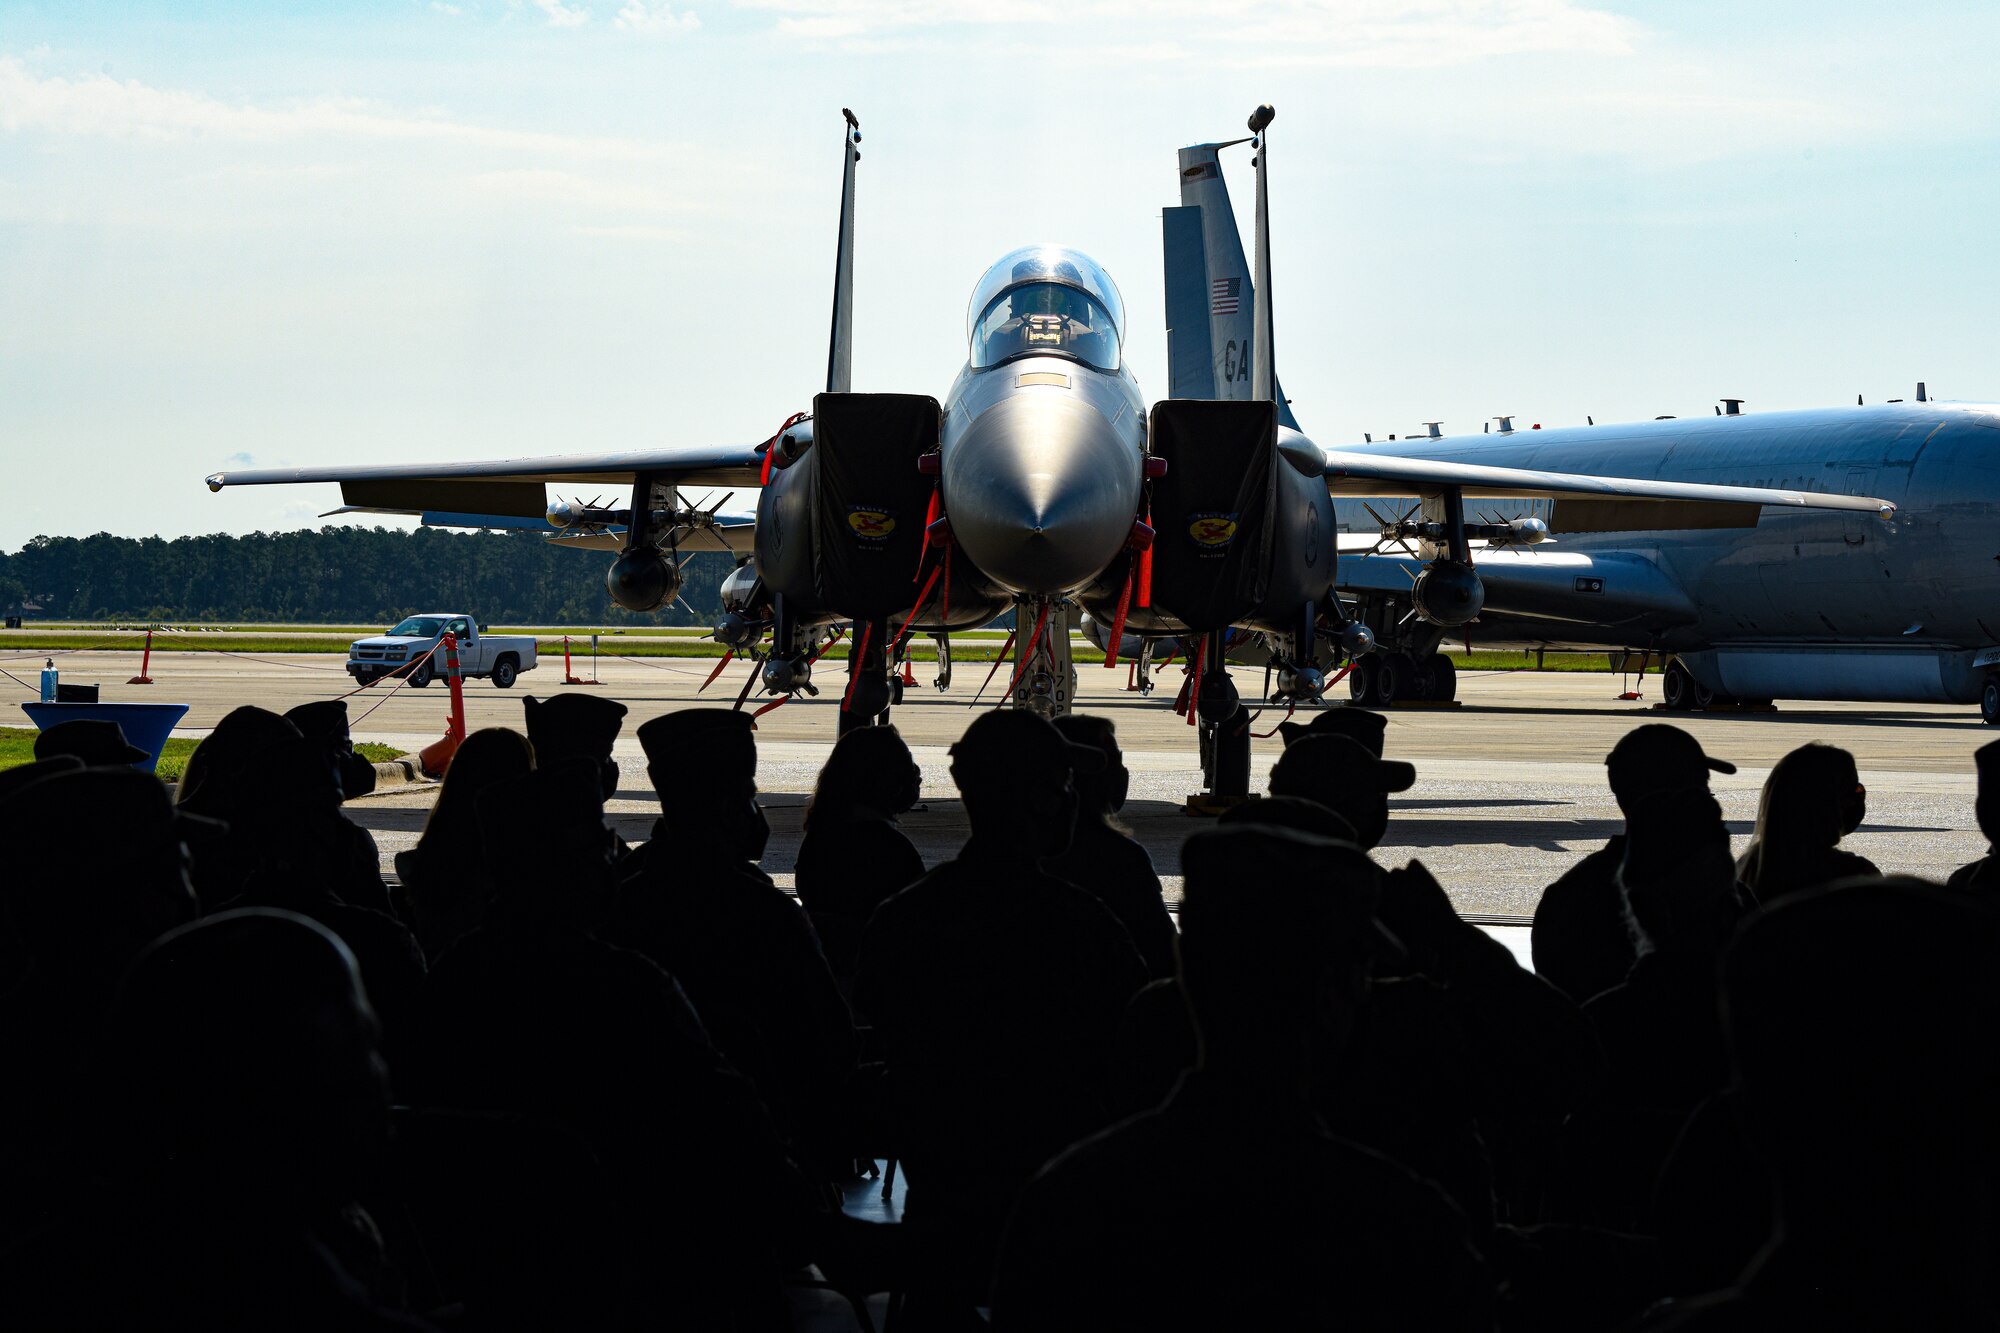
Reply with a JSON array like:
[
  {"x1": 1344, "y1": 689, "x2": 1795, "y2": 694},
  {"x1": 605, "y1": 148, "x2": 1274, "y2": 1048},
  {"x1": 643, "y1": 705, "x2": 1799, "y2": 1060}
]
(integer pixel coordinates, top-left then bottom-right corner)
[{"x1": 1337, "y1": 402, "x2": 2000, "y2": 703}]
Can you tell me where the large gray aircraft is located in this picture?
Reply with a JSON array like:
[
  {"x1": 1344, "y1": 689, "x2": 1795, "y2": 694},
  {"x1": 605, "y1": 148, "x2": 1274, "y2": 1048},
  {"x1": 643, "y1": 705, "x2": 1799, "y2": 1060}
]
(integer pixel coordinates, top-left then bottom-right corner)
[
  {"x1": 1165, "y1": 131, "x2": 2000, "y2": 726},
  {"x1": 204, "y1": 108, "x2": 1898, "y2": 796}
]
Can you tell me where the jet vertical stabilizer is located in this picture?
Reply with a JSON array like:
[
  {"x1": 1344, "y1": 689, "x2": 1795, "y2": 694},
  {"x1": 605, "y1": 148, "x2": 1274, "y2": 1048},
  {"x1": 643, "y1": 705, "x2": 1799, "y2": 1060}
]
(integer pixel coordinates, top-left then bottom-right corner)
[{"x1": 1164, "y1": 139, "x2": 1298, "y2": 429}]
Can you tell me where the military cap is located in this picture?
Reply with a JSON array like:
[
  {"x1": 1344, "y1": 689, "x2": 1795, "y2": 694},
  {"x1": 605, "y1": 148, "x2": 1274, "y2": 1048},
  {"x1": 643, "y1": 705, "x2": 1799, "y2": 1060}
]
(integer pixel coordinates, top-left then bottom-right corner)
[
  {"x1": 522, "y1": 693, "x2": 629, "y2": 758},
  {"x1": 637, "y1": 708, "x2": 758, "y2": 788},
  {"x1": 0, "y1": 766, "x2": 226, "y2": 871},
  {"x1": 283, "y1": 699, "x2": 351, "y2": 742},
  {"x1": 1270, "y1": 733, "x2": 1416, "y2": 798},
  {"x1": 34, "y1": 719, "x2": 150, "y2": 767},
  {"x1": 475, "y1": 757, "x2": 616, "y2": 867},
  {"x1": 1605, "y1": 723, "x2": 1735, "y2": 795},
  {"x1": 950, "y1": 709, "x2": 1106, "y2": 790},
  {"x1": 1276, "y1": 707, "x2": 1389, "y2": 757}
]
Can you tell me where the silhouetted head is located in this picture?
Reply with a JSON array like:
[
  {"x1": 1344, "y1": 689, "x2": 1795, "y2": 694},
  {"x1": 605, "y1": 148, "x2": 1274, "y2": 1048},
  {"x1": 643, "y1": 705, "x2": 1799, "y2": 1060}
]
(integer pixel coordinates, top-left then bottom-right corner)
[
  {"x1": 0, "y1": 767, "x2": 212, "y2": 958},
  {"x1": 1179, "y1": 825, "x2": 1378, "y2": 1077},
  {"x1": 284, "y1": 698, "x2": 376, "y2": 798},
  {"x1": 523, "y1": 693, "x2": 628, "y2": 801},
  {"x1": 639, "y1": 708, "x2": 768, "y2": 860},
  {"x1": 804, "y1": 723, "x2": 921, "y2": 834},
  {"x1": 949, "y1": 710, "x2": 1101, "y2": 857},
  {"x1": 1746, "y1": 743, "x2": 1865, "y2": 900},
  {"x1": 421, "y1": 726, "x2": 536, "y2": 853},
  {"x1": 1266, "y1": 734, "x2": 1414, "y2": 850},
  {"x1": 1276, "y1": 707, "x2": 1387, "y2": 758},
  {"x1": 96, "y1": 908, "x2": 390, "y2": 1212},
  {"x1": 1218, "y1": 793, "x2": 1360, "y2": 844},
  {"x1": 175, "y1": 706, "x2": 301, "y2": 809},
  {"x1": 1976, "y1": 740, "x2": 2000, "y2": 846},
  {"x1": 476, "y1": 757, "x2": 621, "y2": 925},
  {"x1": 1604, "y1": 723, "x2": 1735, "y2": 816},
  {"x1": 1723, "y1": 877, "x2": 2000, "y2": 1244},
  {"x1": 0, "y1": 754, "x2": 84, "y2": 806},
  {"x1": 33, "y1": 719, "x2": 148, "y2": 768},
  {"x1": 1053, "y1": 713, "x2": 1128, "y2": 819}
]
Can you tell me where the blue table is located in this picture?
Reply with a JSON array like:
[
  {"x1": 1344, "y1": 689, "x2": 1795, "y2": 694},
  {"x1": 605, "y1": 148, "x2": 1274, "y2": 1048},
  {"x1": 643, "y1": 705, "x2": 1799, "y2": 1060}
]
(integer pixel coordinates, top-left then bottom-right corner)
[{"x1": 20, "y1": 701, "x2": 192, "y2": 774}]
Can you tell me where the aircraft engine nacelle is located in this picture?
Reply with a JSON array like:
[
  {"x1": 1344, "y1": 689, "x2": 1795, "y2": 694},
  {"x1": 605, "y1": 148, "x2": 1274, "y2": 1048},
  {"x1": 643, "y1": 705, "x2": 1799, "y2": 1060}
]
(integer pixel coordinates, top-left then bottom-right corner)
[
  {"x1": 1411, "y1": 559, "x2": 1485, "y2": 627},
  {"x1": 605, "y1": 548, "x2": 681, "y2": 612},
  {"x1": 1088, "y1": 400, "x2": 1334, "y2": 638}
]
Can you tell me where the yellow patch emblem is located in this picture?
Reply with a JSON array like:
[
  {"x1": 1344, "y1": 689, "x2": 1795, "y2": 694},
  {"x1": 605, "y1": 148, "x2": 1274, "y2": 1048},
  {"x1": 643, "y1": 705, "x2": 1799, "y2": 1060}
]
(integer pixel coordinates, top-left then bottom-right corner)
[
  {"x1": 1188, "y1": 515, "x2": 1238, "y2": 547},
  {"x1": 848, "y1": 509, "x2": 895, "y2": 539}
]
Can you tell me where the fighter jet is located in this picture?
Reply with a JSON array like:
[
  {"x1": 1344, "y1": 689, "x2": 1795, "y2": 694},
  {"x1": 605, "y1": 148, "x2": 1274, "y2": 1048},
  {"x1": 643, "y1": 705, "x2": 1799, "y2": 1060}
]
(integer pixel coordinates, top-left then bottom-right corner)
[
  {"x1": 205, "y1": 107, "x2": 1896, "y2": 796},
  {"x1": 1165, "y1": 129, "x2": 2000, "y2": 728}
]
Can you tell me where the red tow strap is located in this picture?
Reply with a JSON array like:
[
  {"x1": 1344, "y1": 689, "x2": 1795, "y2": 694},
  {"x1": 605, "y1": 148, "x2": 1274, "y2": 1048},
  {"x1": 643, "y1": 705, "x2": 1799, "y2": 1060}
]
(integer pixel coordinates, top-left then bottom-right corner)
[
  {"x1": 699, "y1": 649, "x2": 734, "y2": 692},
  {"x1": 1002, "y1": 603, "x2": 1052, "y2": 703},
  {"x1": 1181, "y1": 637, "x2": 1206, "y2": 726},
  {"x1": 1105, "y1": 561, "x2": 1135, "y2": 668},
  {"x1": 968, "y1": 628, "x2": 1017, "y2": 707},
  {"x1": 841, "y1": 621, "x2": 874, "y2": 713}
]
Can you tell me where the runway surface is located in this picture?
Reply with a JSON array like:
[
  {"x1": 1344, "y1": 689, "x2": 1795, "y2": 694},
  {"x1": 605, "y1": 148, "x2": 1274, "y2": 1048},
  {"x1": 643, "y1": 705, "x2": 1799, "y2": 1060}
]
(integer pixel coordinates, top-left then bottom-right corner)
[{"x1": 11, "y1": 649, "x2": 1993, "y2": 925}]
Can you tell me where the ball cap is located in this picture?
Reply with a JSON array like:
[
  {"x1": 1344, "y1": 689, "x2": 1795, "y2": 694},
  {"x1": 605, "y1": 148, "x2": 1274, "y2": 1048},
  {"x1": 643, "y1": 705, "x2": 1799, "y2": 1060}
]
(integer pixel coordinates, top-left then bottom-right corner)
[
  {"x1": 34, "y1": 719, "x2": 151, "y2": 767},
  {"x1": 1270, "y1": 733, "x2": 1416, "y2": 796},
  {"x1": 637, "y1": 708, "x2": 758, "y2": 789},
  {"x1": 1605, "y1": 723, "x2": 1737, "y2": 791},
  {"x1": 1276, "y1": 707, "x2": 1388, "y2": 758},
  {"x1": 950, "y1": 710, "x2": 1106, "y2": 787}
]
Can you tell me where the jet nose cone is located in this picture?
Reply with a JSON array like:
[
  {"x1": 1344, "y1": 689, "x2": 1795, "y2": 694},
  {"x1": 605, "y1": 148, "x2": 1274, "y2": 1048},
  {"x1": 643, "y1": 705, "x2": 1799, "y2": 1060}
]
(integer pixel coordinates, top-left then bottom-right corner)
[{"x1": 944, "y1": 392, "x2": 1141, "y2": 595}]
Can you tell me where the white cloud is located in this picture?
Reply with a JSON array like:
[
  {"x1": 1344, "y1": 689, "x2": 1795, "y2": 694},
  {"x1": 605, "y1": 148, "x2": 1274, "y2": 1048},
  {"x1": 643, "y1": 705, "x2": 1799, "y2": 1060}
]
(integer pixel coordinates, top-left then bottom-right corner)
[
  {"x1": 730, "y1": 0, "x2": 1637, "y2": 64},
  {"x1": 0, "y1": 56, "x2": 668, "y2": 161},
  {"x1": 616, "y1": 1, "x2": 702, "y2": 32},
  {"x1": 534, "y1": 0, "x2": 593, "y2": 25},
  {"x1": 431, "y1": 2, "x2": 466, "y2": 14}
]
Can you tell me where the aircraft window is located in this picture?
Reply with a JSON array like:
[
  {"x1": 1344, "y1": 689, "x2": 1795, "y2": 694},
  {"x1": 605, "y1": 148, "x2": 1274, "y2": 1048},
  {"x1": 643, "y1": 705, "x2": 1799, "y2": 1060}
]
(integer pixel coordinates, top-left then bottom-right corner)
[{"x1": 971, "y1": 283, "x2": 1120, "y2": 371}]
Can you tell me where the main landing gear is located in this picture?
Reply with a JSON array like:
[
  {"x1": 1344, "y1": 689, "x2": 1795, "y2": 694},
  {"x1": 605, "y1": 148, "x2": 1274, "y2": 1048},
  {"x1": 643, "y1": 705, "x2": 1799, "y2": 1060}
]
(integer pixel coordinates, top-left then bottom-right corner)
[
  {"x1": 1347, "y1": 650, "x2": 1457, "y2": 708},
  {"x1": 1659, "y1": 658, "x2": 1772, "y2": 712}
]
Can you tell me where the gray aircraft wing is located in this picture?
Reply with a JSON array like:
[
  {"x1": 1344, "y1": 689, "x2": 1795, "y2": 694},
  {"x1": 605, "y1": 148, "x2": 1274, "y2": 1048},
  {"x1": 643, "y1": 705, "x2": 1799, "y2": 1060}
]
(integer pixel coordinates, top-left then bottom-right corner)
[
  {"x1": 205, "y1": 443, "x2": 767, "y2": 521},
  {"x1": 1319, "y1": 448, "x2": 1896, "y2": 515}
]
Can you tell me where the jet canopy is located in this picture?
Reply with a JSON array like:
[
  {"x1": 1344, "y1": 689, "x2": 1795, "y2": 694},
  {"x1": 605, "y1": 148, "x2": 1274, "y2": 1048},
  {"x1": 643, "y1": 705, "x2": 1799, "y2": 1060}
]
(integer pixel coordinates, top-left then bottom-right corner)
[{"x1": 966, "y1": 245, "x2": 1125, "y2": 372}]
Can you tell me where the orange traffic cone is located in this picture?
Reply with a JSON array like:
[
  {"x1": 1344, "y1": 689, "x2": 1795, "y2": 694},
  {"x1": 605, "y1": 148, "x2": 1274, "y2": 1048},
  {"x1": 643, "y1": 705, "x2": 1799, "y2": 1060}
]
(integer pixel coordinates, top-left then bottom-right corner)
[
  {"x1": 900, "y1": 659, "x2": 917, "y2": 686},
  {"x1": 418, "y1": 728, "x2": 460, "y2": 779}
]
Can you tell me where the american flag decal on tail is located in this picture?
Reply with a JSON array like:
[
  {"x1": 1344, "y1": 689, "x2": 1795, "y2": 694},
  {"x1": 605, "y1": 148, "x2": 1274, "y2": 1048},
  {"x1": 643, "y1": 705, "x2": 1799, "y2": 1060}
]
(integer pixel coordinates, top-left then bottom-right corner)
[{"x1": 1210, "y1": 277, "x2": 1240, "y2": 316}]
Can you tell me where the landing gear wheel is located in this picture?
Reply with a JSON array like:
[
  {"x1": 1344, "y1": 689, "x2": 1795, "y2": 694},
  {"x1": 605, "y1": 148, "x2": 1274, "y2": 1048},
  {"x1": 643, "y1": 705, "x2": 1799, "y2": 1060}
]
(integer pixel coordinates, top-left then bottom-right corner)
[
  {"x1": 1694, "y1": 682, "x2": 1717, "y2": 709},
  {"x1": 406, "y1": 659, "x2": 434, "y2": 689},
  {"x1": 890, "y1": 675, "x2": 905, "y2": 707},
  {"x1": 1983, "y1": 678, "x2": 2000, "y2": 726},
  {"x1": 1420, "y1": 653, "x2": 1457, "y2": 703},
  {"x1": 1348, "y1": 655, "x2": 1381, "y2": 709},
  {"x1": 1377, "y1": 653, "x2": 1416, "y2": 707},
  {"x1": 1661, "y1": 660, "x2": 1698, "y2": 711}
]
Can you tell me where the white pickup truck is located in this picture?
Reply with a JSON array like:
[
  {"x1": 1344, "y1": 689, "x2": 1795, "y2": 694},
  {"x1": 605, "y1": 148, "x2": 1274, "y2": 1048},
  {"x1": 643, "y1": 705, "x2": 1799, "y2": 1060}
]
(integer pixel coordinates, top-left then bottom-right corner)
[{"x1": 346, "y1": 614, "x2": 538, "y2": 689}]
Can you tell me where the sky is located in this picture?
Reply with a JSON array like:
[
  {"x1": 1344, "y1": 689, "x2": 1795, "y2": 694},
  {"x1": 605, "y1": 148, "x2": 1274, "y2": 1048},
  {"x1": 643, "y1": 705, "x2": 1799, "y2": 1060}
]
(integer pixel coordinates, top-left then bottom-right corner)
[{"x1": 2, "y1": 0, "x2": 1997, "y2": 549}]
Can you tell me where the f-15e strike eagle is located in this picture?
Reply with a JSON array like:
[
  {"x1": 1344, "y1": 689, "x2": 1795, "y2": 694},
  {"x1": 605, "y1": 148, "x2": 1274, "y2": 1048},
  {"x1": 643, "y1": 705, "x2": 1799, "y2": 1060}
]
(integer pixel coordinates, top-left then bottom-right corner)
[{"x1": 208, "y1": 106, "x2": 1934, "y2": 800}]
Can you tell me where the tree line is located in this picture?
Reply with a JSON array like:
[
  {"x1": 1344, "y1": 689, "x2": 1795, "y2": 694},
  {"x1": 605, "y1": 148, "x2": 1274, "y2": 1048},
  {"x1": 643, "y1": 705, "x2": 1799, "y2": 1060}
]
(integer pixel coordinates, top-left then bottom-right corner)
[{"x1": 0, "y1": 528, "x2": 737, "y2": 626}]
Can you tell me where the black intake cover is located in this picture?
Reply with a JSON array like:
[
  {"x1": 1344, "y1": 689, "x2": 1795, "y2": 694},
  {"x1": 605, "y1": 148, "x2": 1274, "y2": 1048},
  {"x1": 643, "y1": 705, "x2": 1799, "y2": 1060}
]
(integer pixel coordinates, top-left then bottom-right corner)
[
  {"x1": 810, "y1": 392, "x2": 943, "y2": 621},
  {"x1": 1145, "y1": 399, "x2": 1278, "y2": 633}
]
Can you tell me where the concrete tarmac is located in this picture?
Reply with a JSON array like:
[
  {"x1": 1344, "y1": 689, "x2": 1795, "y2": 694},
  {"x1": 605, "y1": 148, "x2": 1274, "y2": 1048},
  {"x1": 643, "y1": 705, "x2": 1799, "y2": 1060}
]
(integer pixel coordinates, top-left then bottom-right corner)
[{"x1": 12, "y1": 649, "x2": 1994, "y2": 926}]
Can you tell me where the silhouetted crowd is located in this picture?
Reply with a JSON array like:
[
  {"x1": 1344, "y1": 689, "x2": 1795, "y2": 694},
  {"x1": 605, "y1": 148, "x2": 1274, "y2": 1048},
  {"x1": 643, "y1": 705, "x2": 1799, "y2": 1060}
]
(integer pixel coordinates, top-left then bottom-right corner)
[{"x1": 2, "y1": 695, "x2": 1998, "y2": 1330}]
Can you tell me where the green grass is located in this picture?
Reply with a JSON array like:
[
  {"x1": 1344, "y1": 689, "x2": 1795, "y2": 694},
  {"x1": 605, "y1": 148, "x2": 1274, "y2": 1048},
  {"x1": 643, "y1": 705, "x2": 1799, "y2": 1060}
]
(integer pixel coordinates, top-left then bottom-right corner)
[{"x1": 1, "y1": 728, "x2": 406, "y2": 783}]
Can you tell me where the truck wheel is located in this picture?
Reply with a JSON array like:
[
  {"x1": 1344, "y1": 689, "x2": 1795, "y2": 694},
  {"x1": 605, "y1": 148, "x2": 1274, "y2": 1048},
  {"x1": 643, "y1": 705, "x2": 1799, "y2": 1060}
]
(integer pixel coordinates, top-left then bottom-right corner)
[
  {"x1": 1983, "y1": 678, "x2": 2000, "y2": 726},
  {"x1": 1661, "y1": 660, "x2": 1697, "y2": 711},
  {"x1": 491, "y1": 656, "x2": 518, "y2": 689},
  {"x1": 407, "y1": 659, "x2": 434, "y2": 689}
]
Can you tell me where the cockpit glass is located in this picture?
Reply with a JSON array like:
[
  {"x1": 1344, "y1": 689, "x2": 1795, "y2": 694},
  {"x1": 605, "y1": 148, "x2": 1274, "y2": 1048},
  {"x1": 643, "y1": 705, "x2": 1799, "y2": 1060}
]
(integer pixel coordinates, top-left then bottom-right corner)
[{"x1": 970, "y1": 283, "x2": 1121, "y2": 371}]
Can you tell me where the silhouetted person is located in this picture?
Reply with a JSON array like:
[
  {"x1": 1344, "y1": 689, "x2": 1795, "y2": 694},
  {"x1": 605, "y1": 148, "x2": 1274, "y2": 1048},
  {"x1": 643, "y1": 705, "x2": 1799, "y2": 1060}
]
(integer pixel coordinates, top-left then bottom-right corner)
[
  {"x1": 287, "y1": 698, "x2": 380, "y2": 799},
  {"x1": 1277, "y1": 704, "x2": 1389, "y2": 755},
  {"x1": 794, "y1": 723, "x2": 926, "y2": 990},
  {"x1": 612, "y1": 708, "x2": 854, "y2": 1166},
  {"x1": 1736, "y1": 742, "x2": 1877, "y2": 901},
  {"x1": 857, "y1": 709, "x2": 1148, "y2": 1315},
  {"x1": 0, "y1": 767, "x2": 212, "y2": 1242},
  {"x1": 31, "y1": 717, "x2": 148, "y2": 767},
  {"x1": 1948, "y1": 738, "x2": 2000, "y2": 892},
  {"x1": 394, "y1": 726, "x2": 536, "y2": 961},
  {"x1": 1047, "y1": 714, "x2": 1178, "y2": 978},
  {"x1": 1, "y1": 908, "x2": 432, "y2": 1329},
  {"x1": 1534, "y1": 724, "x2": 1737, "y2": 1004},
  {"x1": 1267, "y1": 732, "x2": 1415, "y2": 850},
  {"x1": 522, "y1": 692, "x2": 626, "y2": 803},
  {"x1": 1636, "y1": 878, "x2": 2000, "y2": 1330},
  {"x1": 992, "y1": 825, "x2": 1488, "y2": 1330},
  {"x1": 0, "y1": 753, "x2": 83, "y2": 808},
  {"x1": 419, "y1": 758, "x2": 823, "y2": 1326},
  {"x1": 1553, "y1": 786, "x2": 1747, "y2": 1230}
]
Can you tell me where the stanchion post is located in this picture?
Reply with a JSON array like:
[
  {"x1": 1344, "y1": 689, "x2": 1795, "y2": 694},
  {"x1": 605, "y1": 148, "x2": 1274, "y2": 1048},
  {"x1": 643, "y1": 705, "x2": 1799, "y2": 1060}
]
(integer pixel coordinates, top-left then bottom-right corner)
[
  {"x1": 443, "y1": 630, "x2": 467, "y2": 743},
  {"x1": 127, "y1": 627, "x2": 156, "y2": 685},
  {"x1": 562, "y1": 634, "x2": 584, "y2": 685}
]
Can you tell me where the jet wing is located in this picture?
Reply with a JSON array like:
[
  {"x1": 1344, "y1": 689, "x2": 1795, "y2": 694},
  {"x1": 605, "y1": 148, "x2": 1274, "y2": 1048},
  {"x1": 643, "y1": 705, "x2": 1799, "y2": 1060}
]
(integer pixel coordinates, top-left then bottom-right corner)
[
  {"x1": 1320, "y1": 449, "x2": 1897, "y2": 516},
  {"x1": 205, "y1": 443, "x2": 767, "y2": 520}
]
